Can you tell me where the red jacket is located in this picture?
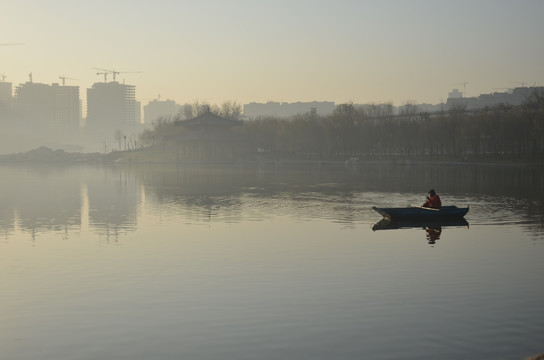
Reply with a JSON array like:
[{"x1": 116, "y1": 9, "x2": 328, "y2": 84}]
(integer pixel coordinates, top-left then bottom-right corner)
[{"x1": 423, "y1": 194, "x2": 441, "y2": 208}]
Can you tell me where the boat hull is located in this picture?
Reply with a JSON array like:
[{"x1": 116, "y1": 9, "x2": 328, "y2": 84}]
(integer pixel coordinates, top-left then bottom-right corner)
[{"x1": 372, "y1": 205, "x2": 469, "y2": 220}]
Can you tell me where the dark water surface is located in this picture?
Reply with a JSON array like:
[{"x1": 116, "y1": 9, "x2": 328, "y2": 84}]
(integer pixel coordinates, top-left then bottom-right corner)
[{"x1": 1, "y1": 163, "x2": 543, "y2": 360}]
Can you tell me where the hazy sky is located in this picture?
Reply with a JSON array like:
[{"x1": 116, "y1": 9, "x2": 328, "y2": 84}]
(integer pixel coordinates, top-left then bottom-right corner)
[{"x1": 2, "y1": 0, "x2": 543, "y2": 107}]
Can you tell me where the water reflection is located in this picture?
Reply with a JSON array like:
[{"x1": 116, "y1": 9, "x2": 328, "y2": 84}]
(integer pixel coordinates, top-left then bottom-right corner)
[
  {"x1": 425, "y1": 226, "x2": 442, "y2": 244},
  {"x1": 2, "y1": 163, "x2": 543, "y2": 360},
  {"x1": 134, "y1": 164, "x2": 372, "y2": 225},
  {"x1": 372, "y1": 218, "x2": 470, "y2": 244},
  {"x1": 0, "y1": 165, "x2": 82, "y2": 240},
  {"x1": 85, "y1": 167, "x2": 140, "y2": 240},
  {"x1": 138, "y1": 165, "x2": 245, "y2": 223},
  {"x1": 0, "y1": 163, "x2": 543, "y2": 240},
  {"x1": 0, "y1": 165, "x2": 140, "y2": 242}
]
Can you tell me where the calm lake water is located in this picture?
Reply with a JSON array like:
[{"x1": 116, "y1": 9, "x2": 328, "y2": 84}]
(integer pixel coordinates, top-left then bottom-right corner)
[{"x1": 1, "y1": 163, "x2": 543, "y2": 360}]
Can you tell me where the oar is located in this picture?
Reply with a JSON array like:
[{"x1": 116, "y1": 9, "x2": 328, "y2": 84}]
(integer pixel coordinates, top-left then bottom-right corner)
[
  {"x1": 420, "y1": 206, "x2": 440, "y2": 211},
  {"x1": 409, "y1": 204, "x2": 439, "y2": 211}
]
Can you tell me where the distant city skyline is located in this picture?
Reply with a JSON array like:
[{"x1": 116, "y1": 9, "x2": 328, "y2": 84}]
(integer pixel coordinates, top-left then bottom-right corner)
[
  {"x1": 0, "y1": 75, "x2": 542, "y2": 154},
  {"x1": 2, "y1": 76, "x2": 541, "y2": 116},
  {"x1": 1, "y1": 66, "x2": 540, "y2": 113},
  {"x1": 3, "y1": 77, "x2": 542, "y2": 125},
  {"x1": 2, "y1": 1, "x2": 543, "y2": 107}
]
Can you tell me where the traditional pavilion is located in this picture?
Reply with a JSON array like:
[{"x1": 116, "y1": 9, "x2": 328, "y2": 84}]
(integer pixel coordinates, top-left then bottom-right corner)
[{"x1": 170, "y1": 111, "x2": 251, "y2": 161}]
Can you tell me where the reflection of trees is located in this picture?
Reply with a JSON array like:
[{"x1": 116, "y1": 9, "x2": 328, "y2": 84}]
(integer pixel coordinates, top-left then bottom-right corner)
[
  {"x1": 2, "y1": 164, "x2": 542, "y2": 236},
  {"x1": 136, "y1": 165, "x2": 246, "y2": 222},
  {"x1": 135, "y1": 163, "x2": 544, "y2": 229},
  {"x1": 349, "y1": 163, "x2": 543, "y2": 200},
  {"x1": 363, "y1": 164, "x2": 544, "y2": 232},
  {"x1": 135, "y1": 165, "x2": 374, "y2": 224}
]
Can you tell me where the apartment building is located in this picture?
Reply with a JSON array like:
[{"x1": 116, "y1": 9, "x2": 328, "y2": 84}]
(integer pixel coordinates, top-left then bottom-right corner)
[
  {"x1": 13, "y1": 81, "x2": 80, "y2": 130},
  {"x1": 143, "y1": 98, "x2": 179, "y2": 124},
  {"x1": 86, "y1": 81, "x2": 139, "y2": 135}
]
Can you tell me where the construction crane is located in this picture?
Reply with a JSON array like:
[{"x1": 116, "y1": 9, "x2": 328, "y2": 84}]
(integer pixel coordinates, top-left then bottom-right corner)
[
  {"x1": 59, "y1": 76, "x2": 78, "y2": 86},
  {"x1": 454, "y1": 81, "x2": 469, "y2": 97},
  {"x1": 96, "y1": 72, "x2": 110, "y2": 82},
  {"x1": 94, "y1": 68, "x2": 115, "y2": 82},
  {"x1": 93, "y1": 68, "x2": 141, "y2": 82}
]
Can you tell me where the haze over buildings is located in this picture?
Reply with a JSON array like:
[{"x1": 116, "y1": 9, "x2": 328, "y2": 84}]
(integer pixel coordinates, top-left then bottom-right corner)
[
  {"x1": 1, "y1": 1, "x2": 543, "y2": 153},
  {"x1": 86, "y1": 81, "x2": 140, "y2": 135},
  {"x1": 0, "y1": 77, "x2": 143, "y2": 153},
  {"x1": 2, "y1": 1, "x2": 543, "y2": 107},
  {"x1": 2, "y1": 74, "x2": 541, "y2": 129}
]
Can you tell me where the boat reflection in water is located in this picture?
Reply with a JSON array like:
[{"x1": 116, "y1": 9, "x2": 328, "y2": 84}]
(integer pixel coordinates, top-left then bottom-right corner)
[{"x1": 372, "y1": 218, "x2": 469, "y2": 245}]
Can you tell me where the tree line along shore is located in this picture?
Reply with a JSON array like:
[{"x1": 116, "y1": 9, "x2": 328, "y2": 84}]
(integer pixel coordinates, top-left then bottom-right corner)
[
  {"x1": 2, "y1": 92, "x2": 544, "y2": 165},
  {"x1": 135, "y1": 92, "x2": 544, "y2": 164}
]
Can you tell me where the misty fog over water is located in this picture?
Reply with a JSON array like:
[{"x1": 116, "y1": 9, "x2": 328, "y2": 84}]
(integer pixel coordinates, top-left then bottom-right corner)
[
  {"x1": 3, "y1": 2, "x2": 544, "y2": 358},
  {"x1": 1, "y1": 163, "x2": 543, "y2": 360}
]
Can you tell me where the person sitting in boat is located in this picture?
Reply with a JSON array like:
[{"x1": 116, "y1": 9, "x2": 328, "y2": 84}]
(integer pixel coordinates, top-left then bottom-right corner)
[{"x1": 422, "y1": 189, "x2": 441, "y2": 208}]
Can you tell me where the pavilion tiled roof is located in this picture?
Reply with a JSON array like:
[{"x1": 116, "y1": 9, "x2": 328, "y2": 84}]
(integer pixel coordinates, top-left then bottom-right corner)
[{"x1": 175, "y1": 111, "x2": 242, "y2": 127}]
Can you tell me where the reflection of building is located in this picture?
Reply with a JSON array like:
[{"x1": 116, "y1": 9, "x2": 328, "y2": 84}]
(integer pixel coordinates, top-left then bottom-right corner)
[
  {"x1": 85, "y1": 168, "x2": 140, "y2": 237},
  {"x1": 86, "y1": 81, "x2": 138, "y2": 135},
  {"x1": 6, "y1": 167, "x2": 82, "y2": 235},
  {"x1": 0, "y1": 166, "x2": 140, "y2": 241},
  {"x1": 144, "y1": 98, "x2": 179, "y2": 124},
  {"x1": 171, "y1": 111, "x2": 251, "y2": 161}
]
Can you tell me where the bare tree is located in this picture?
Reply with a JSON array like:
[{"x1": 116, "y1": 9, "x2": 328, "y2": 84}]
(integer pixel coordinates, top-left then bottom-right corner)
[
  {"x1": 219, "y1": 100, "x2": 242, "y2": 120},
  {"x1": 114, "y1": 129, "x2": 123, "y2": 151}
]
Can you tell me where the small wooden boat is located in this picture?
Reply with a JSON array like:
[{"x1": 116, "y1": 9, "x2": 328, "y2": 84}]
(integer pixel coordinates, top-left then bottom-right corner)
[{"x1": 372, "y1": 205, "x2": 469, "y2": 220}]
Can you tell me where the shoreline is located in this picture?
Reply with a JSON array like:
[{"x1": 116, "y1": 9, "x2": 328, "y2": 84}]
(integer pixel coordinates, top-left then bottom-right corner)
[{"x1": 1, "y1": 146, "x2": 543, "y2": 167}]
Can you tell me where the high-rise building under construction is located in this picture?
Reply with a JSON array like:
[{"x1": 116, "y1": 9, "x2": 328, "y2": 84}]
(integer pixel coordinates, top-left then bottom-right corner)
[
  {"x1": 53, "y1": 83, "x2": 80, "y2": 129},
  {"x1": 14, "y1": 81, "x2": 80, "y2": 130},
  {"x1": 86, "y1": 81, "x2": 139, "y2": 136}
]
